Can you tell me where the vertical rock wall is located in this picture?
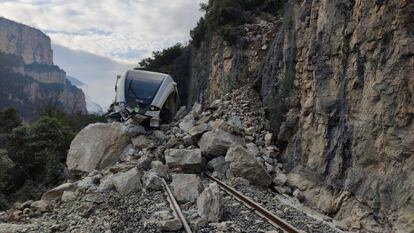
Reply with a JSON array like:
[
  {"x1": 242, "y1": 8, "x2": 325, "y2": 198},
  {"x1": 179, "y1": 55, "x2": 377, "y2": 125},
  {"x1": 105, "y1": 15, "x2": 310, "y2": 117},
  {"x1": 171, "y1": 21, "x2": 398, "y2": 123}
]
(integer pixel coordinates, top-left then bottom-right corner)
[
  {"x1": 0, "y1": 17, "x2": 53, "y2": 65},
  {"x1": 260, "y1": 0, "x2": 414, "y2": 231}
]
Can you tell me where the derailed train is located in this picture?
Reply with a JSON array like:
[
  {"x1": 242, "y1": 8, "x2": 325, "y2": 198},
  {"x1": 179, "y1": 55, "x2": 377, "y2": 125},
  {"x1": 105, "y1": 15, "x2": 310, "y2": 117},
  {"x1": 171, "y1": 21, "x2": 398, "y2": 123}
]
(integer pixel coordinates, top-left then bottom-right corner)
[{"x1": 107, "y1": 70, "x2": 180, "y2": 127}]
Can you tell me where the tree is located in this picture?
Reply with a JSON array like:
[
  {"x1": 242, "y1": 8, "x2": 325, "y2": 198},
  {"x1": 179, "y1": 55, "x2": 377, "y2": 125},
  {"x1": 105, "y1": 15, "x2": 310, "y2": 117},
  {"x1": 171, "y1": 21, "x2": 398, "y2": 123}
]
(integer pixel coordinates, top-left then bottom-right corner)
[
  {"x1": 7, "y1": 116, "x2": 72, "y2": 184},
  {"x1": 0, "y1": 108, "x2": 21, "y2": 134}
]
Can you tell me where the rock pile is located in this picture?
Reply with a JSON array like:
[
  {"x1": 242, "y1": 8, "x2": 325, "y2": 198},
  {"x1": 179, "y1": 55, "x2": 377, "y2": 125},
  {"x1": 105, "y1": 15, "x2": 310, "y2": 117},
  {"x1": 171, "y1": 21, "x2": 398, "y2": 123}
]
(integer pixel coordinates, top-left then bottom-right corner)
[{"x1": 0, "y1": 87, "x2": 342, "y2": 233}]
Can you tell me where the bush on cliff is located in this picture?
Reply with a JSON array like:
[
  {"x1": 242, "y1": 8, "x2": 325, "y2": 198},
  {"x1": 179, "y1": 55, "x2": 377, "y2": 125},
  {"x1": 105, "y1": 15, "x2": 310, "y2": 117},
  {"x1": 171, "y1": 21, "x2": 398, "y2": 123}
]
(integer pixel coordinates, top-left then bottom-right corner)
[{"x1": 190, "y1": 0, "x2": 286, "y2": 45}]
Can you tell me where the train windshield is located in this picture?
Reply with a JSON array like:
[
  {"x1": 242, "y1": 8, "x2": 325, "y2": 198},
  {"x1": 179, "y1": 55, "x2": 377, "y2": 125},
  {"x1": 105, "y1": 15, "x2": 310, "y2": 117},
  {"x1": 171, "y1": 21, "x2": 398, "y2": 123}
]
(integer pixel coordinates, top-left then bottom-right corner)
[{"x1": 125, "y1": 72, "x2": 164, "y2": 107}]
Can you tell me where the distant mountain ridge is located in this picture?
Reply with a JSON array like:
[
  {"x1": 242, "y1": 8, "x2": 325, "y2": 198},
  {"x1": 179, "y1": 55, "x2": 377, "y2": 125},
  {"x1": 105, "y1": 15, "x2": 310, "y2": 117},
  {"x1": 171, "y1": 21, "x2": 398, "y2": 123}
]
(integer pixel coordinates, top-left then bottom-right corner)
[
  {"x1": 67, "y1": 76, "x2": 104, "y2": 114},
  {"x1": 0, "y1": 17, "x2": 87, "y2": 120}
]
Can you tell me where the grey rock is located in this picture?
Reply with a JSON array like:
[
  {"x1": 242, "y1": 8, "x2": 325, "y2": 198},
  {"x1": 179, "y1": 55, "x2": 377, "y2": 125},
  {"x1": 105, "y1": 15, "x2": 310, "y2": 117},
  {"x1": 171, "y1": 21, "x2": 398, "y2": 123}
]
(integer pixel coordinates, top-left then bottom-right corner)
[
  {"x1": 179, "y1": 115, "x2": 195, "y2": 132},
  {"x1": 225, "y1": 145, "x2": 272, "y2": 187},
  {"x1": 150, "y1": 161, "x2": 169, "y2": 179},
  {"x1": 126, "y1": 123, "x2": 147, "y2": 136},
  {"x1": 265, "y1": 133, "x2": 274, "y2": 146},
  {"x1": 228, "y1": 115, "x2": 242, "y2": 129},
  {"x1": 198, "y1": 129, "x2": 244, "y2": 157},
  {"x1": 41, "y1": 183, "x2": 75, "y2": 202},
  {"x1": 183, "y1": 135, "x2": 193, "y2": 146},
  {"x1": 132, "y1": 135, "x2": 155, "y2": 150},
  {"x1": 188, "y1": 124, "x2": 212, "y2": 139},
  {"x1": 273, "y1": 173, "x2": 288, "y2": 186},
  {"x1": 191, "y1": 102, "x2": 203, "y2": 117},
  {"x1": 197, "y1": 183, "x2": 223, "y2": 223},
  {"x1": 246, "y1": 143, "x2": 260, "y2": 157},
  {"x1": 136, "y1": 154, "x2": 153, "y2": 170},
  {"x1": 165, "y1": 149, "x2": 203, "y2": 173},
  {"x1": 30, "y1": 200, "x2": 50, "y2": 213},
  {"x1": 293, "y1": 189, "x2": 305, "y2": 202},
  {"x1": 77, "y1": 176, "x2": 97, "y2": 191},
  {"x1": 174, "y1": 106, "x2": 187, "y2": 121},
  {"x1": 151, "y1": 130, "x2": 168, "y2": 144},
  {"x1": 112, "y1": 168, "x2": 143, "y2": 195},
  {"x1": 142, "y1": 171, "x2": 163, "y2": 191},
  {"x1": 160, "y1": 218, "x2": 182, "y2": 231},
  {"x1": 67, "y1": 122, "x2": 134, "y2": 172},
  {"x1": 207, "y1": 156, "x2": 228, "y2": 179},
  {"x1": 98, "y1": 174, "x2": 115, "y2": 193},
  {"x1": 171, "y1": 174, "x2": 202, "y2": 203},
  {"x1": 61, "y1": 191, "x2": 78, "y2": 202}
]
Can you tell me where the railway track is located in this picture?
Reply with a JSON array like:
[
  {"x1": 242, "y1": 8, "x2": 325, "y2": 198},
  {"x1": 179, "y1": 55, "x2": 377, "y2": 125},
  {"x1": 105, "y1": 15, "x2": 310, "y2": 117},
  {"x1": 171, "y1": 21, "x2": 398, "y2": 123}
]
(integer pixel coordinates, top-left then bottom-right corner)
[
  {"x1": 163, "y1": 175, "x2": 304, "y2": 233},
  {"x1": 162, "y1": 178, "x2": 193, "y2": 233},
  {"x1": 205, "y1": 174, "x2": 304, "y2": 233}
]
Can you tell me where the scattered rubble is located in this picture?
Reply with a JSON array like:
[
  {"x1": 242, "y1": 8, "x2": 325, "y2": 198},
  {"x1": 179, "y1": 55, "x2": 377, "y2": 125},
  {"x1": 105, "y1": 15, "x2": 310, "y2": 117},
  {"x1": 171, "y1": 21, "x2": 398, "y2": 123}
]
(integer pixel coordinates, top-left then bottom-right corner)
[{"x1": 0, "y1": 87, "x2": 345, "y2": 233}]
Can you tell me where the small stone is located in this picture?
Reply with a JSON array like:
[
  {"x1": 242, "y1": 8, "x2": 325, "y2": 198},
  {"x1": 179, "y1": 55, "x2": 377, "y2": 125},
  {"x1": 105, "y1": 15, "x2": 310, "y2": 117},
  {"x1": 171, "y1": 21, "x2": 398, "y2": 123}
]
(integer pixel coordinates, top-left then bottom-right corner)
[
  {"x1": 183, "y1": 135, "x2": 193, "y2": 146},
  {"x1": 132, "y1": 135, "x2": 155, "y2": 150},
  {"x1": 150, "y1": 161, "x2": 169, "y2": 179},
  {"x1": 136, "y1": 154, "x2": 153, "y2": 170},
  {"x1": 293, "y1": 189, "x2": 305, "y2": 202},
  {"x1": 30, "y1": 200, "x2": 50, "y2": 213},
  {"x1": 273, "y1": 173, "x2": 288, "y2": 186},
  {"x1": 264, "y1": 133, "x2": 273, "y2": 146},
  {"x1": 245, "y1": 127, "x2": 255, "y2": 135},
  {"x1": 179, "y1": 115, "x2": 195, "y2": 132},
  {"x1": 160, "y1": 218, "x2": 182, "y2": 231},
  {"x1": 142, "y1": 171, "x2": 163, "y2": 191},
  {"x1": 61, "y1": 191, "x2": 78, "y2": 202},
  {"x1": 246, "y1": 143, "x2": 260, "y2": 157}
]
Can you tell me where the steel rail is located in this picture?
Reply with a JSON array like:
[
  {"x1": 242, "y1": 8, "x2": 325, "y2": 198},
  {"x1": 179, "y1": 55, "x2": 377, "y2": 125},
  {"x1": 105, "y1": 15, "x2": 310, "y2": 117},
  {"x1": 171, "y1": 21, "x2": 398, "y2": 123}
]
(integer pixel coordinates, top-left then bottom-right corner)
[
  {"x1": 205, "y1": 173, "x2": 304, "y2": 233},
  {"x1": 162, "y1": 178, "x2": 193, "y2": 233}
]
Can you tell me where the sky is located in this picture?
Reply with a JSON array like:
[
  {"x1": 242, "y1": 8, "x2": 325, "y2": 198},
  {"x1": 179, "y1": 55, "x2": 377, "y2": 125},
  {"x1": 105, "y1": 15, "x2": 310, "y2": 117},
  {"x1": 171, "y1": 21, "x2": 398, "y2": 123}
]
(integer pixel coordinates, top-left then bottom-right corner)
[{"x1": 0, "y1": 0, "x2": 205, "y2": 109}]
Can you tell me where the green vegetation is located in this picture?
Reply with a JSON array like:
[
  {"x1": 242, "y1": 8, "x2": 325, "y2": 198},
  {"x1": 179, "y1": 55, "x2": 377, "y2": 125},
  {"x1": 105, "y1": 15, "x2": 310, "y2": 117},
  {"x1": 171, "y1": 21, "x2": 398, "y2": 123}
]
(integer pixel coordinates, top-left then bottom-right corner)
[
  {"x1": 138, "y1": 44, "x2": 185, "y2": 71},
  {"x1": 0, "y1": 108, "x2": 104, "y2": 210},
  {"x1": 137, "y1": 44, "x2": 192, "y2": 106},
  {"x1": 191, "y1": 0, "x2": 285, "y2": 46}
]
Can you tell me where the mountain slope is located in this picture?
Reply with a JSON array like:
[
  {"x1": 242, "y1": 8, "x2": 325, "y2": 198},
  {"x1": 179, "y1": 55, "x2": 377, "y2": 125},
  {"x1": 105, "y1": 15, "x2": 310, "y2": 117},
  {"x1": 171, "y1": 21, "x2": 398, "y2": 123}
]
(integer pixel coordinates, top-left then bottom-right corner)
[
  {"x1": 0, "y1": 17, "x2": 87, "y2": 121},
  {"x1": 67, "y1": 76, "x2": 104, "y2": 114}
]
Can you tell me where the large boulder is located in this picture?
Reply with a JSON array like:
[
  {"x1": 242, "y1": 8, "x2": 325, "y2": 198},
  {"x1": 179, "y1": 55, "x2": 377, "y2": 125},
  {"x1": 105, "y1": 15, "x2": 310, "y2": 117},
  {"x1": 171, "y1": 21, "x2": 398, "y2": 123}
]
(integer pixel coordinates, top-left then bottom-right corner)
[
  {"x1": 67, "y1": 123, "x2": 141, "y2": 173},
  {"x1": 197, "y1": 183, "x2": 223, "y2": 223},
  {"x1": 170, "y1": 174, "x2": 202, "y2": 203},
  {"x1": 225, "y1": 145, "x2": 272, "y2": 187},
  {"x1": 165, "y1": 149, "x2": 203, "y2": 173},
  {"x1": 198, "y1": 129, "x2": 244, "y2": 157}
]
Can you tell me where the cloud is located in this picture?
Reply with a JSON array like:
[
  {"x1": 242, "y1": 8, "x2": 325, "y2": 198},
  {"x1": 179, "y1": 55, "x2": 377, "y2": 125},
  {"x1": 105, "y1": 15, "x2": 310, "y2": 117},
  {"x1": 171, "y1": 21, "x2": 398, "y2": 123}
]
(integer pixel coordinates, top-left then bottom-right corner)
[
  {"x1": 0, "y1": 0, "x2": 206, "y2": 62},
  {"x1": 52, "y1": 43, "x2": 134, "y2": 109}
]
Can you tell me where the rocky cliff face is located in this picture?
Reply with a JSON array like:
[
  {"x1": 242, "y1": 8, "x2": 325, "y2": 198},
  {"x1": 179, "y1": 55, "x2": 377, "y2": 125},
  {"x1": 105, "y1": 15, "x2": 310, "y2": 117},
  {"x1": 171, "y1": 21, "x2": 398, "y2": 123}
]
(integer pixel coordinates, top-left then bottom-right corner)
[
  {"x1": 0, "y1": 17, "x2": 53, "y2": 65},
  {"x1": 183, "y1": 0, "x2": 413, "y2": 231},
  {"x1": 0, "y1": 17, "x2": 87, "y2": 120},
  {"x1": 259, "y1": 0, "x2": 413, "y2": 231}
]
